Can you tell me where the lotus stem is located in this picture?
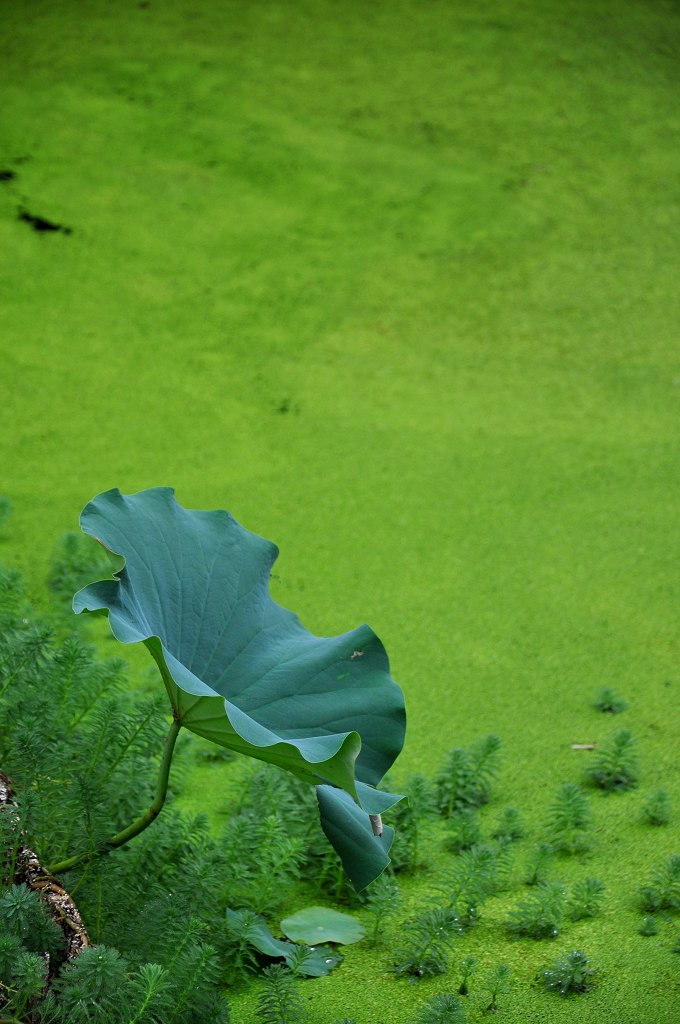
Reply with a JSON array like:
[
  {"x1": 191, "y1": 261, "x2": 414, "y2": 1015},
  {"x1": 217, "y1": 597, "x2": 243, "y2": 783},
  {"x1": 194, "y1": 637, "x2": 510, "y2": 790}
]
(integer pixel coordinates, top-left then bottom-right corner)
[
  {"x1": 369, "y1": 814, "x2": 383, "y2": 837},
  {"x1": 45, "y1": 716, "x2": 181, "y2": 876}
]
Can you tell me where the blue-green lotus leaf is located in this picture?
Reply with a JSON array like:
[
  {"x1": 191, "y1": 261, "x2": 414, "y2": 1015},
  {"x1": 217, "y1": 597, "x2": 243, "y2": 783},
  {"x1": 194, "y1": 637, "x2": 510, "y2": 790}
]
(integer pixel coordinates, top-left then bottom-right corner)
[
  {"x1": 226, "y1": 909, "x2": 342, "y2": 976},
  {"x1": 280, "y1": 906, "x2": 365, "y2": 946},
  {"x1": 73, "y1": 487, "x2": 405, "y2": 889},
  {"x1": 316, "y1": 785, "x2": 396, "y2": 891}
]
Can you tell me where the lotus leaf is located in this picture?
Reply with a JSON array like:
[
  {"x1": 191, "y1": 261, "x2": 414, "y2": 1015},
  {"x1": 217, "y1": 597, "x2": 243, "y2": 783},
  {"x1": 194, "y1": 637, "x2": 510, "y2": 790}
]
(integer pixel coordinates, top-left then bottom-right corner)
[
  {"x1": 280, "y1": 906, "x2": 365, "y2": 945},
  {"x1": 73, "y1": 487, "x2": 405, "y2": 889},
  {"x1": 226, "y1": 909, "x2": 342, "y2": 976}
]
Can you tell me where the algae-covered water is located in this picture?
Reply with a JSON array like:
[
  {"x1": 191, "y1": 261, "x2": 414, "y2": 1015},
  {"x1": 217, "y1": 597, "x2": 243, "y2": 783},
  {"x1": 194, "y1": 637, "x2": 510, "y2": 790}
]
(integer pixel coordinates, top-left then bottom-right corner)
[{"x1": 1, "y1": 1, "x2": 679, "y2": 1020}]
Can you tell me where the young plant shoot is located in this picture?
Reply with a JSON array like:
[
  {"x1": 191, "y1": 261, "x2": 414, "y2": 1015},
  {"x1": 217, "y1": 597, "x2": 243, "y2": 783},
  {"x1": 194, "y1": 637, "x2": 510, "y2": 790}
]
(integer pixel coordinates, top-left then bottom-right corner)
[
  {"x1": 639, "y1": 854, "x2": 680, "y2": 913},
  {"x1": 481, "y1": 963, "x2": 512, "y2": 1013},
  {"x1": 585, "y1": 729, "x2": 638, "y2": 793},
  {"x1": 592, "y1": 688, "x2": 627, "y2": 714},
  {"x1": 415, "y1": 991, "x2": 468, "y2": 1023},
  {"x1": 544, "y1": 783, "x2": 592, "y2": 856},
  {"x1": 567, "y1": 877, "x2": 605, "y2": 921},
  {"x1": 642, "y1": 789, "x2": 671, "y2": 826},
  {"x1": 507, "y1": 882, "x2": 566, "y2": 940},
  {"x1": 539, "y1": 950, "x2": 596, "y2": 997},
  {"x1": 391, "y1": 907, "x2": 463, "y2": 979},
  {"x1": 457, "y1": 954, "x2": 477, "y2": 996}
]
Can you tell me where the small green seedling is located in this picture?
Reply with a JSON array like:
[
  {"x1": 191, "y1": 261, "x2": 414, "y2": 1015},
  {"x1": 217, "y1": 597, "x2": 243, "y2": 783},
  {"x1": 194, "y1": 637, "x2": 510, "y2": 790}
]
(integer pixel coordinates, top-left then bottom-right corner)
[
  {"x1": 642, "y1": 788, "x2": 671, "y2": 826},
  {"x1": 364, "y1": 873, "x2": 401, "y2": 943},
  {"x1": 592, "y1": 687, "x2": 627, "y2": 714},
  {"x1": 567, "y1": 877, "x2": 605, "y2": 921},
  {"x1": 545, "y1": 783, "x2": 592, "y2": 855},
  {"x1": 523, "y1": 842, "x2": 555, "y2": 886},
  {"x1": 435, "y1": 736, "x2": 502, "y2": 817},
  {"x1": 256, "y1": 964, "x2": 306, "y2": 1024},
  {"x1": 585, "y1": 729, "x2": 638, "y2": 792},
  {"x1": 43, "y1": 944, "x2": 221, "y2": 1023},
  {"x1": 507, "y1": 882, "x2": 566, "y2": 940},
  {"x1": 443, "y1": 843, "x2": 511, "y2": 926},
  {"x1": 539, "y1": 949, "x2": 596, "y2": 997},
  {"x1": 391, "y1": 907, "x2": 463, "y2": 979},
  {"x1": 415, "y1": 991, "x2": 468, "y2": 1023},
  {"x1": 457, "y1": 954, "x2": 478, "y2": 996},
  {"x1": 388, "y1": 773, "x2": 437, "y2": 872},
  {"x1": 444, "y1": 809, "x2": 481, "y2": 854},
  {"x1": 481, "y1": 963, "x2": 512, "y2": 1013},
  {"x1": 4, "y1": 949, "x2": 48, "y2": 1020},
  {"x1": 491, "y1": 807, "x2": 525, "y2": 843},
  {"x1": 639, "y1": 854, "x2": 680, "y2": 913},
  {"x1": 0, "y1": 884, "x2": 64, "y2": 960}
]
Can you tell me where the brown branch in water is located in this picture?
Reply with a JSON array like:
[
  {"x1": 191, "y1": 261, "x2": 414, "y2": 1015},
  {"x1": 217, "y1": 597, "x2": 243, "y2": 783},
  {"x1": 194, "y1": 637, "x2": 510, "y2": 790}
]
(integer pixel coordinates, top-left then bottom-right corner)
[{"x1": 0, "y1": 770, "x2": 90, "y2": 960}]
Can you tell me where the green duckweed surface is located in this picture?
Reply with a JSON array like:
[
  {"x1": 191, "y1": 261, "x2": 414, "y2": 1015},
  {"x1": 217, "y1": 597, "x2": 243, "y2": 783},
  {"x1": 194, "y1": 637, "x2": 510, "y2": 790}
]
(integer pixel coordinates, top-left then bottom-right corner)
[{"x1": 1, "y1": 1, "x2": 679, "y2": 1020}]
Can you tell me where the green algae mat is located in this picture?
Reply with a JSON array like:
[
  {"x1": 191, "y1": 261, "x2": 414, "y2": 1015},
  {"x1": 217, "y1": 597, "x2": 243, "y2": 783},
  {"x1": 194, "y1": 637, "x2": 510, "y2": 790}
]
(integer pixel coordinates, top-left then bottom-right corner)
[{"x1": 1, "y1": 0, "x2": 679, "y2": 1020}]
